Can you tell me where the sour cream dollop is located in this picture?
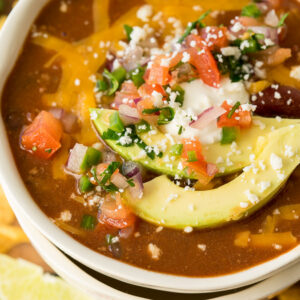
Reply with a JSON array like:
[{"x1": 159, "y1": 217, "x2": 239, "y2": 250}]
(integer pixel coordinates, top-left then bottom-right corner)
[{"x1": 162, "y1": 77, "x2": 249, "y2": 144}]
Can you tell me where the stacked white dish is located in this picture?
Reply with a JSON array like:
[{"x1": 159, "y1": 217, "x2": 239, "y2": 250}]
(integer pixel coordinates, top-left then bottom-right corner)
[{"x1": 0, "y1": 0, "x2": 300, "y2": 299}]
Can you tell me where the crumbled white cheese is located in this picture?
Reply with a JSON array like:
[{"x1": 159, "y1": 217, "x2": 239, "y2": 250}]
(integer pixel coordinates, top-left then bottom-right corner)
[
  {"x1": 184, "y1": 226, "x2": 193, "y2": 233},
  {"x1": 284, "y1": 145, "x2": 294, "y2": 158},
  {"x1": 181, "y1": 51, "x2": 191, "y2": 63},
  {"x1": 152, "y1": 90, "x2": 163, "y2": 107},
  {"x1": 270, "y1": 153, "x2": 282, "y2": 170},
  {"x1": 221, "y1": 46, "x2": 241, "y2": 59},
  {"x1": 148, "y1": 243, "x2": 162, "y2": 260},
  {"x1": 258, "y1": 181, "x2": 271, "y2": 193},
  {"x1": 290, "y1": 65, "x2": 300, "y2": 81},
  {"x1": 137, "y1": 4, "x2": 153, "y2": 22},
  {"x1": 240, "y1": 202, "x2": 249, "y2": 208},
  {"x1": 59, "y1": 210, "x2": 72, "y2": 222},
  {"x1": 244, "y1": 190, "x2": 259, "y2": 204},
  {"x1": 197, "y1": 244, "x2": 207, "y2": 251}
]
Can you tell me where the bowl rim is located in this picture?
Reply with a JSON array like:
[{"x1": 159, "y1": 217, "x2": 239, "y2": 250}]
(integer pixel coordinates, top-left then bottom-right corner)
[
  {"x1": 0, "y1": 0, "x2": 300, "y2": 293},
  {"x1": 13, "y1": 199, "x2": 300, "y2": 300}
]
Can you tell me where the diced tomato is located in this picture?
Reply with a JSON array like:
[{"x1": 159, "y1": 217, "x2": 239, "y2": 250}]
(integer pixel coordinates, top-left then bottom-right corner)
[
  {"x1": 99, "y1": 193, "x2": 136, "y2": 229},
  {"x1": 185, "y1": 35, "x2": 220, "y2": 88},
  {"x1": 181, "y1": 138, "x2": 208, "y2": 176},
  {"x1": 21, "y1": 110, "x2": 62, "y2": 159},
  {"x1": 153, "y1": 53, "x2": 183, "y2": 69},
  {"x1": 217, "y1": 101, "x2": 252, "y2": 128},
  {"x1": 144, "y1": 65, "x2": 171, "y2": 86},
  {"x1": 138, "y1": 83, "x2": 166, "y2": 98},
  {"x1": 112, "y1": 81, "x2": 140, "y2": 109},
  {"x1": 200, "y1": 26, "x2": 229, "y2": 51}
]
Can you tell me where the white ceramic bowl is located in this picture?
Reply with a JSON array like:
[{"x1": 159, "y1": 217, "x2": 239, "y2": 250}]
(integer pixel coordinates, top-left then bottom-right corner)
[
  {"x1": 12, "y1": 195, "x2": 300, "y2": 300},
  {"x1": 1, "y1": 0, "x2": 300, "y2": 293}
]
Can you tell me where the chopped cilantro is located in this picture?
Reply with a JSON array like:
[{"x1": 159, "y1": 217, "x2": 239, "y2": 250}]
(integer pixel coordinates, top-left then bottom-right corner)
[
  {"x1": 127, "y1": 178, "x2": 135, "y2": 187},
  {"x1": 178, "y1": 10, "x2": 211, "y2": 43},
  {"x1": 277, "y1": 13, "x2": 289, "y2": 27},
  {"x1": 241, "y1": 4, "x2": 261, "y2": 18},
  {"x1": 45, "y1": 148, "x2": 52, "y2": 153},
  {"x1": 102, "y1": 128, "x2": 119, "y2": 140},
  {"x1": 124, "y1": 24, "x2": 133, "y2": 41}
]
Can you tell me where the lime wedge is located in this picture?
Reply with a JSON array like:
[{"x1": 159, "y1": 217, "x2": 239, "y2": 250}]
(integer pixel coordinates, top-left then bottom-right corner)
[{"x1": 0, "y1": 254, "x2": 93, "y2": 300}]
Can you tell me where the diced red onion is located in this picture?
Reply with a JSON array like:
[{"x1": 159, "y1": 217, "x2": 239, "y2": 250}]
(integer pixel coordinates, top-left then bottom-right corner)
[
  {"x1": 207, "y1": 163, "x2": 218, "y2": 177},
  {"x1": 119, "y1": 226, "x2": 134, "y2": 239},
  {"x1": 49, "y1": 108, "x2": 78, "y2": 133},
  {"x1": 128, "y1": 172, "x2": 144, "y2": 200},
  {"x1": 111, "y1": 173, "x2": 129, "y2": 189},
  {"x1": 122, "y1": 161, "x2": 141, "y2": 178},
  {"x1": 190, "y1": 106, "x2": 226, "y2": 129},
  {"x1": 119, "y1": 104, "x2": 140, "y2": 125},
  {"x1": 66, "y1": 143, "x2": 87, "y2": 174},
  {"x1": 247, "y1": 26, "x2": 278, "y2": 44},
  {"x1": 103, "y1": 151, "x2": 117, "y2": 163},
  {"x1": 133, "y1": 97, "x2": 142, "y2": 104},
  {"x1": 264, "y1": 9, "x2": 279, "y2": 27}
]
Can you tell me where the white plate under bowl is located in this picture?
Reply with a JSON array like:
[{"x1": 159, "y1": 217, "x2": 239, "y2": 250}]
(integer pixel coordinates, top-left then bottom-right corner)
[
  {"x1": 13, "y1": 199, "x2": 300, "y2": 300},
  {"x1": 1, "y1": 0, "x2": 300, "y2": 293}
]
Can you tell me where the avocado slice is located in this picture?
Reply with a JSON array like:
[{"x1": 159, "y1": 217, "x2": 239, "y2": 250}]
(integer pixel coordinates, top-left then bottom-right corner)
[
  {"x1": 124, "y1": 125, "x2": 300, "y2": 229},
  {"x1": 91, "y1": 108, "x2": 300, "y2": 178}
]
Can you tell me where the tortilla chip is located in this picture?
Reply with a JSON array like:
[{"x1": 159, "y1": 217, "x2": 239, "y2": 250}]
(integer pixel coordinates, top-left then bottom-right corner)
[
  {"x1": 0, "y1": 225, "x2": 29, "y2": 253},
  {"x1": 0, "y1": 186, "x2": 15, "y2": 225}
]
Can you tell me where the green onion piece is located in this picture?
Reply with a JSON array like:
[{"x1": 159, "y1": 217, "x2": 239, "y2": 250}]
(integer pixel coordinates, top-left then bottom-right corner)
[
  {"x1": 80, "y1": 147, "x2": 102, "y2": 171},
  {"x1": 80, "y1": 215, "x2": 96, "y2": 230},
  {"x1": 79, "y1": 175, "x2": 94, "y2": 193},
  {"x1": 157, "y1": 107, "x2": 175, "y2": 125},
  {"x1": 127, "y1": 178, "x2": 135, "y2": 187},
  {"x1": 135, "y1": 120, "x2": 151, "y2": 133},
  {"x1": 170, "y1": 144, "x2": 183, "y2": 156},
  {"x1": 254, "y1": 33, "x2": 264, "y2": 40},
  {"x1": 227, "y1": 101, "x2": 241, "y2": 119},
  {"x1": 187, "y1": 150, "x2": 198, "y2": 162},
  {"x1": 96, "y1": 79, "x2": 108, "y2": 92},
  {"x1": 221, "y1": 127, "x2": 238, "y2": 144},
  {"x1": 124, "y1": 24, "x2": 133, "y2": 41},
  {"x1": 129, "y1": 66, "x2": 146, "y2": 87},
  {"x1": 241, "y1": 4, "x2": 261, "y2": 18},
  {"x1": 112, "y1": 67, "x2": 127, "y2": 84},
  {"x1": 178, "y1": 10, "x2": 211, "y2": 43},
  {"x1": 277, "y1": 13, "x2": 289, "y2": 27},
  {"x1": 178, "y1": 126, "x2": 183, "y2": 135},
  {"x1": 142, "y1": 108, "x2": 160, "y2": 114},
  {"x1": 171, "y1": 86, "x2": 185, "y2": 107},
  {"x1": 102, "y1": 129, "x2": 119, "y2": 140},
  {"x1": 109, "y1": 111, "x2": 124, "y2": 133},
  {"x1": 103, "y1": 67, "x2": 126, "y2": 96},
  {"x1": 45, "y1": 148, "x2": 52, "y2": 154}
]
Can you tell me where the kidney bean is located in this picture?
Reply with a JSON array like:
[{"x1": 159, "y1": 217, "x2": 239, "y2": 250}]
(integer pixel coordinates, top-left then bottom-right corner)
[{"x1": 251, "y1": 84, "x2": 300, "y2": 118}]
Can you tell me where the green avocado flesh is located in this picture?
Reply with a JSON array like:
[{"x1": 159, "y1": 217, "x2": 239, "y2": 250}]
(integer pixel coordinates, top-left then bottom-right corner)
[
  {"x1": 91, "y1": 108, "x2": 300, "y2": 178},
  {"x1": 124, "y1": 126, "x2": 300, "y2": 229}
]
